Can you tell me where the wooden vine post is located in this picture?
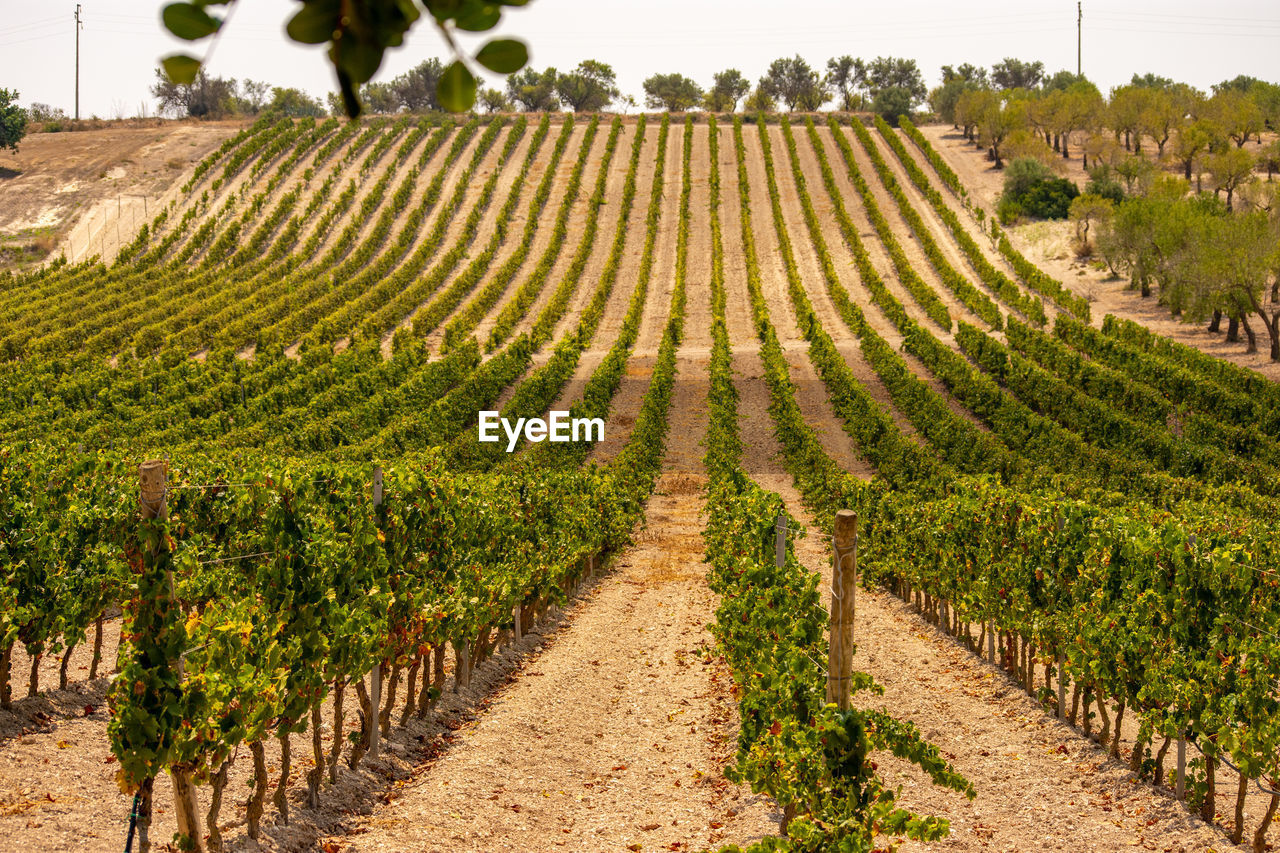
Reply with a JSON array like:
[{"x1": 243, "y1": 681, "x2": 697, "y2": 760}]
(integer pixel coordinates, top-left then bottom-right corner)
[
  {"x1": 1176, "y1": 738, "x2": 1187, "y2": 800},
  {"x1": 1057, "y1": 652, "x2": 1066, "y2": 721},
  {"x1": 139, "y1": 460, "x2": 204, "y2": 853},
  {"x1": 369, "y1": 465, "x2": 383, "y2": 760},
  {"x1": 827, "y1": 510, "x2": 857, "y2": 710}
]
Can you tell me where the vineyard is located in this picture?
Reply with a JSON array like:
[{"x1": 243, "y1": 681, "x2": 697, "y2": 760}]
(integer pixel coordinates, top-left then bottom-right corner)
[{"x1": 1, "y1": 109, "x2": 1278, "y2": 853}]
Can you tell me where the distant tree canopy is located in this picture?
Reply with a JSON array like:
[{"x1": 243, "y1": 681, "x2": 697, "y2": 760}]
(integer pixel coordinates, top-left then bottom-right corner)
[
  {"x1": 642, "y1": 73, "x2": 703, "y2": 112},
  {"x1": 0, "y1": 89, "x2": 28, "y2": 154},
  {"x1": 825, "y1": 56, "x2": 865, "y2": 111},
  {"x1": 151, "y1": 69, "x2": 237, "y2": 118},
  {"x1": 506, "y1": 67, "x2": 560, "y2": 112},
  {"x1": 478, "y1": 88, "x2": 512, "y2": 114},
  {"x1": 991, "y1": 58, "x2": 1045, "y2": 91},
  {"x1": 705, "y1": 69, "x2": 750, "y2": 112},
  {"x1": 759, "y1": 55, "x2": 830, "y2": 111},
  {"x1": 267, "y1": 87, "x2": 326, "y2": 118},
  {"x1": 555, "y1": 61, "x2": 620, "y2": 112},
  {"x1": 864, "y1": 57, "x2": 927, "y2": 104},
  {"x1": 941, "y1": 63, "x2": 987, "y2": 87},
  {"x1": 385, "y1": 59, "x2": 447, "y2": 113},
  {"x1": 159, "y1": 0, "x2": 530, "y2": 116},
  {"x1": 743, "y1": 85, "x2": 777, "y2": 114}
]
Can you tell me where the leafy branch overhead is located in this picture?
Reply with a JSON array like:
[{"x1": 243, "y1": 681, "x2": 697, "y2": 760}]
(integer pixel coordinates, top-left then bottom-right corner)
[{"x1": 160, "y1": 0, "x2": 531, "y2": 116}]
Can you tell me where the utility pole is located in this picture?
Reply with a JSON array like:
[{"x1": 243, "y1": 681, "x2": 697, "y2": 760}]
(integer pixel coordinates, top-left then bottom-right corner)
[
  {"x1": 1077, "y1": 2, "x2": 1082, "y2": 78},
  {"x1": 74, "y1": 4, "x2": 83, "y2": 120}
]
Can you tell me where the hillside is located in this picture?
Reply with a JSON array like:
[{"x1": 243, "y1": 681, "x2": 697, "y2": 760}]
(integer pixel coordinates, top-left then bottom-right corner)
[
  {"x1": 1, "y1": 112, "x2": 1278, "y2": 853},
  {"x1": 0, "y1": 120, "x2": 242, "y2": 270}
]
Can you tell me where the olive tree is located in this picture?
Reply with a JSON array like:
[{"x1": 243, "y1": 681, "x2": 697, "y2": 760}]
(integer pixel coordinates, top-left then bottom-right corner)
[
  {"x1": 556, "y1": 60, "x2": 620, "y2": 112},
  {"x1": 1206, "y1": 147, "x2": 1257, "y2": 210},
  {"x1": 507, "y1": 67, "x2": 560, "y2": 112},
  {"x1": 759, "y1": 56, "x2": 829, "y2": 111},
  {"x1": 642, "y1": 73, "x2": 703, "y2": 111},
  {"x1": 705, "y1": 69, "x2": 750, "y2": 112}
]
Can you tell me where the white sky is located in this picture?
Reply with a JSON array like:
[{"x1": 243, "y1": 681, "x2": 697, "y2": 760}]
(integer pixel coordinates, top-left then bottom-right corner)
[{"x1": 2, "y1": 1, "x2": 1278, "y2": 118}]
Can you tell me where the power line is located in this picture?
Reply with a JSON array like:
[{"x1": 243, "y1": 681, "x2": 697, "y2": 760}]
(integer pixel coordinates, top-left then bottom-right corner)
[{"x1": 74, "y1": 4, "x2": 83, "y2": 121}]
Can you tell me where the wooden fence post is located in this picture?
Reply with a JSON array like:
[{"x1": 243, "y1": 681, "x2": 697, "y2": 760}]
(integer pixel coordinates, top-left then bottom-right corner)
[
  {"x1": 139, "y1": 460, "x2": 204, "y2": 853},
  {"x1": 827, "y1": 510, "x2": 857, "y2": 710},
  {"x1": 369, "y1": 466, "x2": 383, "y2": 760},
  {"x1": 1057, "y1": 652, "x2": 1066, "y2": 721},
  {"x1": 1176, "y1": 739, "x2": 1187, "y2": 800}
]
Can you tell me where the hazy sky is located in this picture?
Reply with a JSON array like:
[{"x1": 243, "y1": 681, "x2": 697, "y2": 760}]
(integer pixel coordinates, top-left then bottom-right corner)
[{"x1": 3, "y1": 1, "x2": 1279, "y2": 118}]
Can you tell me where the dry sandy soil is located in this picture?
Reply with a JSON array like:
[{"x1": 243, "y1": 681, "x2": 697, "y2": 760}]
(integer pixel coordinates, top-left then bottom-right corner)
[{"x1": 0, "y1": 120, "x2": 242, "y2": 269}]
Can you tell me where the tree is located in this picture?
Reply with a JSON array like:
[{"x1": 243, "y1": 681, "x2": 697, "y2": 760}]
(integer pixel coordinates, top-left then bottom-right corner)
[
  {"x1": 1108, "y1": 86, "x2": 1149, "y2": 152},
  {"x1": 1137, "y1": 88, "x2": 1180, "y2": 157},
  {"x1": 1042, "y1": 70, "x2": 1088, "y2": 92},
  {"x1": 1208, "y1": 89, "x2": 1264, "y2": 148},
  {"x1": 873, "y1": 87, "x2": 916, "y2": 126},
  {"x1": 556, "y1": 60, "x2": 619, "y2": 112},
  {"x1": 507, "y1": 67, "x2": 560, "y2": 112},
  {"x1": 864, "y1": 56, "x2": 926, "y2": 106},
  {"x1": 359, "y1": 81, "x2": 400, "y2": 114},
  {"x1": 991, "y1": 58, "x2": 1045, "y2": 91},
  {"x1": 1258, "y1": 140, "x2": 1280, "y2": 181},
  {"x1": 941, "y1": 63, "x2": 988, "y2": 86},
  {"x1": 1172, "y1": 119, "x2": 1219, "y2": 184},
  {"x1": 234, "y1": 80, "x2": 270, "y2": 114},
  {"x1": 389, "y1": 59, "x2": 445, "y2": 112},
  {"x1": 642, "y1": 73, "x2": 703, "y2": 111},
  {"x1": 1200, "y1": 212, "x2": 1280, "y2": 359},
  {"x1": 1052, "y1": 82, "x2": 1103, "y2": 163},
  {"x1": 955, "y1": 88, "x2": 991, "y2": 143},
  {"x1": 160, "y1": 0, "x2": 529, "y2": 116},
  {"x1": 825, "y1": 56, "x2": 863, "y2": 111},
  {"x1": 1206, "y1": 147, "x2": 1256, "y2": 210},
  {"x1": 760, "y1": 55, "x2": 829, "y2": 111},
  {"x1": 266, "y1": 87, "x2": 325, "y2": 117},
  {"x1": 743, "y1": 86, "x2": 777, "y2": 114},
  {"x1": 151, "y1": 68, "x2": 236, "y2": 118},
  {"x1": 1212, "y1": 75, "x2": 1265, "y2": 95},
  {"x1": 0, "y1": 89, "x2": 28, "y2": 154},
  {"x1": 976, "y1": 92, "x2": 1022, "y2": 168},
  {"x1": 934, "y1": 67, "x2": 990, "y2": 128},
  {"x1": 1068, "y1": 193, "x2": 1114, "y2": 253},
  {"x1": 705, "y1": 69, "x2": 750, "y2": 113},
  {"x1": 1130, "y1": 72, "x2": 1175, "y2": 90},
  {"x1": 25, "y1": 102, "x2": 67, "y2": 123},
  {"x1": 1114, "y1": 155, "x2": 1159, "y2": 197},
  {"x1": 478, "y1": 88, "x2": 511, "y2": 114}
]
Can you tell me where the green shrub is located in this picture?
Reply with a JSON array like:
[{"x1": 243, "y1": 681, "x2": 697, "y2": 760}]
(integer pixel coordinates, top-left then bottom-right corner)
[
  {"x1": 1000, "y1": 157, "x2": 1079, "y2": 221},
  {"x1": 1021, "y1": 177, "x2": 1079, "y2": 219}
]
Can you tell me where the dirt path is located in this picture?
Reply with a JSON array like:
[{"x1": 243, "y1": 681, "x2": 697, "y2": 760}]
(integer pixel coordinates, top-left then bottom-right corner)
[
  {"x1": 405, "y1": 122, "x2": 548, "y2": 353},
  {"x1": 584, "y1": 120, "x2": 682, "y2": 465},
  {"x1": 527, "y1": 122, "x2": 656, "y2": 422},
  {"x1": 343, "y1": 314, "x2": 776, "y2": 853},
  {"x1": 484, "y1": 123, "x2": 635, "y2": 413},
  {"x1": 735, "y1": 127, "x2": 874, "y2": 479},
  {"x1": 457, "y1": 120, "x2": 587, "y2": 352}
]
